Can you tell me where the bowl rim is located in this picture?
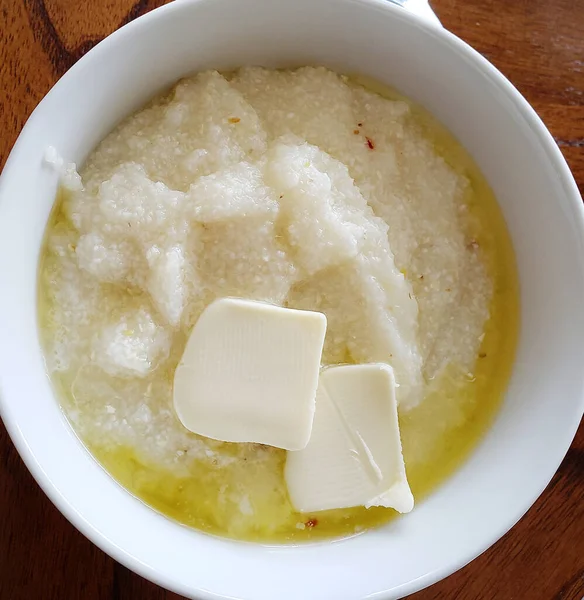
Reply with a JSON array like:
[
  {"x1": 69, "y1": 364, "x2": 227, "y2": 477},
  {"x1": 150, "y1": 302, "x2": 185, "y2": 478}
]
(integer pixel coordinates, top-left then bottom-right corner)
[{"x1": 0, "y1": 0, "x2": 583, "y2": 598}]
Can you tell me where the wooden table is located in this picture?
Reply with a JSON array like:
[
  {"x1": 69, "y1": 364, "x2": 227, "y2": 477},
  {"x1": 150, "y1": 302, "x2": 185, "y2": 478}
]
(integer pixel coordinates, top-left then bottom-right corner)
[{"x1": 1, "y1": 0, "x2": 583, "y2": 598}]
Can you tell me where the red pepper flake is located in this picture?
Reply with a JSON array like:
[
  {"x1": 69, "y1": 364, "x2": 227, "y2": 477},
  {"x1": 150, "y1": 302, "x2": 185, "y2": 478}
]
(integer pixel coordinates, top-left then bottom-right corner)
[
  {"x1": 305, "y1": 518, "x2": 318, "y2": 528},
  {"x1": 353, "y1": 129, "x2": 360, "y2": 135},
  {"x1": 365, "y1": 137, "x2": 375, "y2": 150},
  {"x1": 228, "y1": 117, "x2": 241, "y2": 124}
]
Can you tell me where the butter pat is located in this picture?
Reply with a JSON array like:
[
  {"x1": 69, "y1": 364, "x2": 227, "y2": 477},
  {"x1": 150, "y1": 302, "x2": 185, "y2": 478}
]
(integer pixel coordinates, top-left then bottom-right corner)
[
  {"x1": 173, "y1": 298, "x2": 326, "y2": 450},
  {"x1": 285, "y1": 364, "x2": 414, "y2": 513}
]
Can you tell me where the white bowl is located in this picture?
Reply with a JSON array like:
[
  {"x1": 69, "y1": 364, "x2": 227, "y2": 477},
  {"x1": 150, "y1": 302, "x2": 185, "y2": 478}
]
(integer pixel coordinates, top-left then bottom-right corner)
[{"x1": 0, "y1": 0, "x2": 583, "y2": 598}]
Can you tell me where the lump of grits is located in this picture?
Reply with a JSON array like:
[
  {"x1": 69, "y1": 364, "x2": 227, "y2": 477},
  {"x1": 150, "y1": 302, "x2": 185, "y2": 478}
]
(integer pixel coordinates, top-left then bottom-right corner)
[{"x1": 41, "y1": 67, "x2": 491, "y2": 468}]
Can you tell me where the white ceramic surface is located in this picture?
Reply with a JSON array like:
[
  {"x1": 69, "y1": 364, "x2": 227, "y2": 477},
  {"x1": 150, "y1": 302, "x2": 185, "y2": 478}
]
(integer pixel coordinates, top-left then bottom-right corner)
[{"x1": 0, "y1": 0, "x2": 583, "y2": 599}]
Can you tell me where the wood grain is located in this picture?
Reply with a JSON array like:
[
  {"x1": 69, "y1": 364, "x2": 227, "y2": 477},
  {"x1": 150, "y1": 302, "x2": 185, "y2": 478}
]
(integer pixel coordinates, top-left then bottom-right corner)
[{"x1": 0, "y1": 0, "x2": 583, "y2": 598}]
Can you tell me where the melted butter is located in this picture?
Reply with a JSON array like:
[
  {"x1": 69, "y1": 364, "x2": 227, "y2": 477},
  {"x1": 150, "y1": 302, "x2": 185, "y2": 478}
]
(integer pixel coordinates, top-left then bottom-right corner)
[{"x1": 38, "y1": 76, "x2": 519, "y2": 543}]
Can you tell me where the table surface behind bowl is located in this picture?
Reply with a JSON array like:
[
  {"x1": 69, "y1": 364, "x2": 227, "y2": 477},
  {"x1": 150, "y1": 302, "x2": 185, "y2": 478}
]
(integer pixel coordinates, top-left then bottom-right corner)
[{"x1": 1, "y1": 0, "x2": 583, "y2": 598}]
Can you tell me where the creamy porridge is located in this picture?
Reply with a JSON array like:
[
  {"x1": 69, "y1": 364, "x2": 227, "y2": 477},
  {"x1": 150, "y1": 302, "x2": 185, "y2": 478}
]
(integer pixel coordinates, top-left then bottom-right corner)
[{"x1": 39, "y1": 67, "x2": 518, "y2": 541}]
